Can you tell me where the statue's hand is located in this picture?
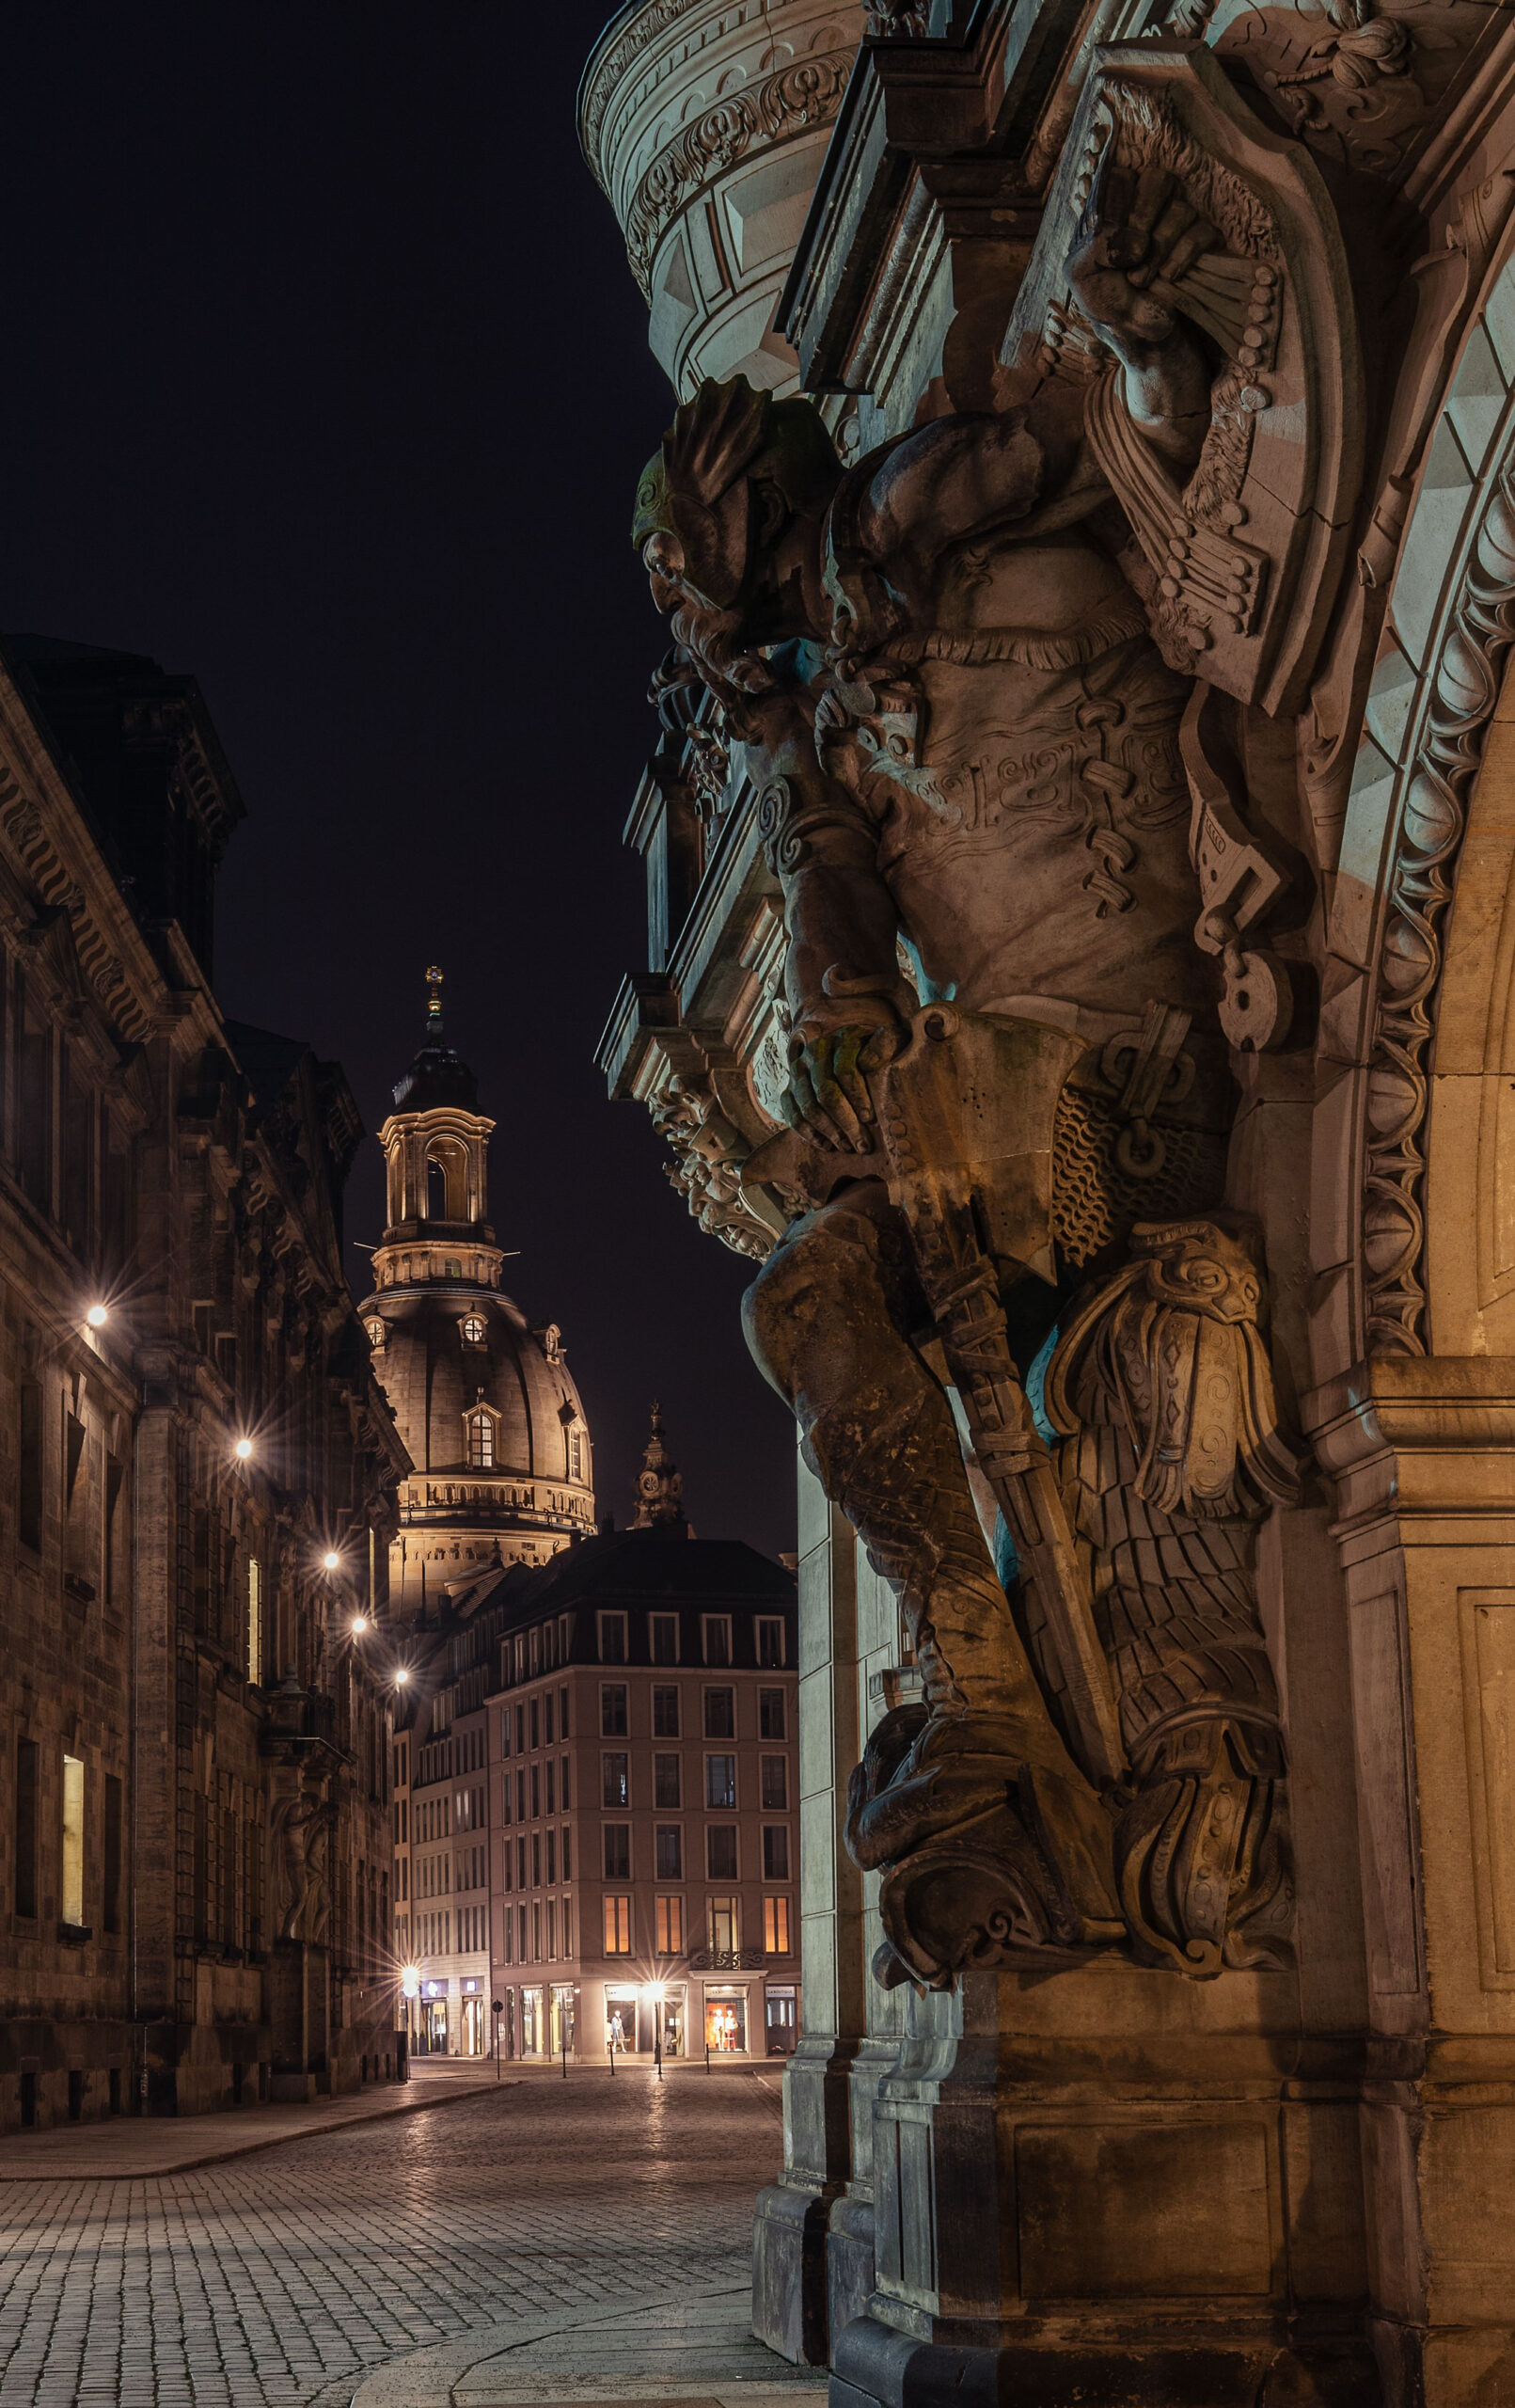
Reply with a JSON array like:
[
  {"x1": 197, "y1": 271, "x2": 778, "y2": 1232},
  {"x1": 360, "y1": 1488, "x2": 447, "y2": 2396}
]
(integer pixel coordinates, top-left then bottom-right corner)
[
  {"x1": 1067, "y1": 161, "x2": 1218, "y2": 359},
  {"x1": 781, "y1": 1018, "x2": 900, "y2": 1153}
]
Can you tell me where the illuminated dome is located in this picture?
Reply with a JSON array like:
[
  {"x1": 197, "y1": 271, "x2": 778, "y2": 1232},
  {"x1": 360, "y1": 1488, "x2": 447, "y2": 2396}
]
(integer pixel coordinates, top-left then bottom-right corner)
[{"x1": 360, "y1": 971, "x2": 594, "y2": 1606}]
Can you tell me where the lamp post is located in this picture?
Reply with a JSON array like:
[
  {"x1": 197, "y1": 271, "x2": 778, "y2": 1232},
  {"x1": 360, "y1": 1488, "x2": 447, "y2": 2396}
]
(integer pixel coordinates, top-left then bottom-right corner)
[{"x1": 647, "y1": 1977, "x2": 666, "y2": 2082}]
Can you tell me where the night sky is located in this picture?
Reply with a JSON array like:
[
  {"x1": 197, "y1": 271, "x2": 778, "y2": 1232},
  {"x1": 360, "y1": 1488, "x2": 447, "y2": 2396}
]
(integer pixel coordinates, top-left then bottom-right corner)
[{"x1": 0, "y1": 5, "x2": 798, "y2": 1557}]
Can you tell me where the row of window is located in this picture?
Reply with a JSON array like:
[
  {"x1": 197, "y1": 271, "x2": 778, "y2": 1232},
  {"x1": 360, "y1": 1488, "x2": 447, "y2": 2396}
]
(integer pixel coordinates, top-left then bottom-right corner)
[
  {"x1": 596, "y1": 1610, "x2": 785, "y2": 1668},
  {"x1": 506, "y1": 1829, "x2": 571, "y2": 1889},
  {"x1": 599, "y1": 1683, "x2": 787, "y2": 1741},
  {"x1": 600, "y1": 1750, "x2": 788, "y2": 1811},
  {"x1": 602, "y1": 1822, "x2": 789, "y2": 1882},
  {"x1": 604, "y1": 1892, "x2": 790, "y2": 1958}
]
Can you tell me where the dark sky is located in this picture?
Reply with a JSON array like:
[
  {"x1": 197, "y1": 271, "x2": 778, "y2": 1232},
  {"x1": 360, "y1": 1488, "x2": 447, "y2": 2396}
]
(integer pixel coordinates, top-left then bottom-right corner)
[{"x1": 0, "y1": 4, "x2": 798, "y2": 1557}]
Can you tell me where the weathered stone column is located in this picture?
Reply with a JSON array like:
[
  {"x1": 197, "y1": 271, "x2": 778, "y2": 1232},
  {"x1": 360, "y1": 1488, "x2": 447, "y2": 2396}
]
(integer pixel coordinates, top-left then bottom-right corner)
[
  {"x1": 754, "y1": 1451, "x2": 871, "y2": 2364},
  {"x1": 1309, "y1": 1359, "x2": 1515, "y2": 2403}
]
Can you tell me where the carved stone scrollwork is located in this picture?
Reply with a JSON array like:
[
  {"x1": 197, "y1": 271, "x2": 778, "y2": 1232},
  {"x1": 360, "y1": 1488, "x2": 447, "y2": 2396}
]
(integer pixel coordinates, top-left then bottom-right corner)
[{"x1": 1363, "y1": 458, "x2": 1515, "y2": 1355}]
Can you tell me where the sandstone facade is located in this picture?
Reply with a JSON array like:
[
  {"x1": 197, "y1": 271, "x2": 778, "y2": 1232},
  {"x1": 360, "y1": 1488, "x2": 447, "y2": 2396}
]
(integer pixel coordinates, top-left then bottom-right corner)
[{"x1": 588, "y1": 1, "x2": 1515, "y2": 2399}]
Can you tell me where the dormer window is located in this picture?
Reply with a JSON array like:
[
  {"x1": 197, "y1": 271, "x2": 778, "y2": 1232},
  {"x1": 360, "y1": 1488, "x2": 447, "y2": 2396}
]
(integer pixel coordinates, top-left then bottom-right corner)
[
  {"x1": 461, "y1": 1314, "x2": 486, "y2": 1347},
  {"x1": 366, "y1": 1318, "x2": 385, "y2": 1348},
  {"x1": 466, "y1": 1409, "x2": 496, "y2": 1468}
]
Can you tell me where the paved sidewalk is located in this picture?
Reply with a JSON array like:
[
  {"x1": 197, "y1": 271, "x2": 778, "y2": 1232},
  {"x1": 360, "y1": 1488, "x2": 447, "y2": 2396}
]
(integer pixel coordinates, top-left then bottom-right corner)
[
  {"x1": 0, "y1": 2062, "x2": 500, "y2": 2181},
  {"x1": 0, "y1": 2066, "x2": 800, "y2": 2407}
]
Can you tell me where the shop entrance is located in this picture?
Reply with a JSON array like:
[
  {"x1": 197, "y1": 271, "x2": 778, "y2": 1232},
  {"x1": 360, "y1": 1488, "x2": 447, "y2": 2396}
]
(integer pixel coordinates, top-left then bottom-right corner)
[
  {"x1": 550, "y1": 1985, "x2": 576, "y2": 2057},
  {"x1": 605, "y1": 1985, "x2": 638, "y2": 2052},
  {"x1": 462, "y1": 1996, "x2": 483, "y2": 2055},
  {"x1": 765, "y1": 1990, "x2": 797, "y2": 2054},
  {"x1": 522, "y1": 1987, "x2": 544, "y2": 2054},
  {"x1": 421, "y1": 1998, "x2": 448, "y2": 2052},
  {"x1": 659, "y1": 1988, "x2": 686, "y2": 2058}
]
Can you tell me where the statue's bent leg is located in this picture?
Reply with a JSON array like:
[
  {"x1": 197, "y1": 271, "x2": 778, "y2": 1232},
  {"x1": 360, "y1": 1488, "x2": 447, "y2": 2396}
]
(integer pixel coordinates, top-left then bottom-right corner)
[{"x1": 744, "y1": 1183, "x2": 1122, "y2": 1978}]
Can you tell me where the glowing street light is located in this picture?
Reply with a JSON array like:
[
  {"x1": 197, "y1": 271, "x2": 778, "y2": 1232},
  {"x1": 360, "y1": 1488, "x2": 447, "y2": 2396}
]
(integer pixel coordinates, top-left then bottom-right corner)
[
  {"x1": 322, "y1": 1549, "x2": 340, "y2": 1572},
  {"x1": 234, "y1": 1437, "x2": 254, "y2": 1461},
  {"x1": 645, "y1": 1978, "x2": 668, "y2": 2081},
  {"x1": 351, "y1": 1614, "x2": 370, "y2": 1636},
  {"x1": 393, "y1": 1666, "x2": 411, "y2": 1687},
  {"x1": 400, "y1": 1966, "x2": 420, "y2": 2001},
  {"x1": 86, "y1": 1304, "x2": 109, "y2": 1330}
]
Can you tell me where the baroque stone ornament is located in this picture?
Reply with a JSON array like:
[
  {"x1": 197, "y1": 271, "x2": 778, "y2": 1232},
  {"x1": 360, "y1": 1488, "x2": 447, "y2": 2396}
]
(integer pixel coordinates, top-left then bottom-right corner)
[
  {"x1": 627, "y1": 48, "x2": 1352, "y2": 1989},
  {"x1": 1361, "y1": 455, "x2": 1515, "y2": 1355}
]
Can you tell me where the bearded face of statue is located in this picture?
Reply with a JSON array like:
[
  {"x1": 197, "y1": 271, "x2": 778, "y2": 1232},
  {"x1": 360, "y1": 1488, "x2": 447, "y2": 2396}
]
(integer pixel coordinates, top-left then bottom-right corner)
[{"x1": 640, "y1": 530, "x2": 763, "y2": 693}]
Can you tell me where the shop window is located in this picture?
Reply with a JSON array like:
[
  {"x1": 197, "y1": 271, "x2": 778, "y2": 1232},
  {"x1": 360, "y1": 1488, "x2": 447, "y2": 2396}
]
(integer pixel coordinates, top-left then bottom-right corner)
[
  {"x1": 602, "y1": 1751, "x2": 629, "y2": 1809},
  {"x1": 655, "y1": 1825, "x2": 682, "y2": 1878},
  {"x1": 702, "y1": 1615, "x2": 732, "y2": 1667},
  {"x1": 703, "y1": 1687, "x2": 734, "y2": 1739},
  {"x1": 705, "y1": 1753, "x2": 736, "y2": 1810},
  {"x1": 761, "y1": 1755, "x2": 787, "y2": 1810},
  {"x1": 655, "y1": 1893, "x2": 684, "y2": 1953},
  {"x1": 655, "y1": 1753, "x2": 681, "y2": 1808},
  {"x1": 653, "y1": 1685, "x2": 680, "y2": 1737},
  {"x1": 598, "y1": 1611, "x2": 627, "y2": 1665},
  {"x1": 705, "y1": 1991, "x2": 747, "y2": 2052},
  {"x1": 763, "y1": 1826, "x2": 790, "y2": 1880},
  {"x1": 601, "y1": 1684, "x2": 627, "y2": 1737},
  {"x1": 603, "y1": 1893, "x2": 632, "y2": 1955},
  {"x1": 765, "y1": 1896, "x2": 792, "y2": 1955},
  {"x1": 651, "y1": 1613, "x2": 679, "y2": 1665},
  {"x1": 759, "y1": 1688, "x2": 786, "y2": 1740},
  {"x1": 707, "y1": 1895, "x2": 739, "y2": 1956},
  {"x1": 604, "y1": 1824, "x2": 630, "y2": 1879},
  {"x1": 707, "y1": 1826, "x2": 738, "y2": 1881}
]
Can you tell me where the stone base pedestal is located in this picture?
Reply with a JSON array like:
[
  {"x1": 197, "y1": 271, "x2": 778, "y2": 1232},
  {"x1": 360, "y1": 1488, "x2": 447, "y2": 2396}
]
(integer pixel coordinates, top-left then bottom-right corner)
[
  {"x1": 752, "y1": 2032, "x2": 863, "y2": 2365},
  {"x1": 830, "y1": 2313, "x2": 1381, "y2": 2408}
]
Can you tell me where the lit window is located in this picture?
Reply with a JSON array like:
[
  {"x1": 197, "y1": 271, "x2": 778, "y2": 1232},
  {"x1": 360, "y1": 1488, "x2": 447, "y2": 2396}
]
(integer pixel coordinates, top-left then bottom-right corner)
[
  {"x1": 445, "y1": 1259, "x2": 463, "y2": 1279},
  {"x1": 466, "y1": 1413, "x2": 495, "y2": 1468},
  {"x1": 707, "y1": 1895, "x2": 738, "y2": 1956},
  {"x1": 764, "y1": 1895, "x2": 791, "y2": 1955},
  {"x1": 655, "y1": 1893, "x2": 684, "y2": 1954},
  {"x1": 366, "y1": 1318, "x2": 385, "y2": 1348},
  {"x1": 604, "y1": 1893, "x2": 632, "y2": 1955},
  {"x1": 461, "y1": 1314, "x2": 486, "y2": 1346},
  {"x1": 757, "y1": 1617, "x2": 784, "y2": 1668},
  {"x1": 61, "y1": 1753, "x2": 85, "y2": 1928},
  {"x1": 246, "y1": 1559, "x2": 262, "y2": 1687}
]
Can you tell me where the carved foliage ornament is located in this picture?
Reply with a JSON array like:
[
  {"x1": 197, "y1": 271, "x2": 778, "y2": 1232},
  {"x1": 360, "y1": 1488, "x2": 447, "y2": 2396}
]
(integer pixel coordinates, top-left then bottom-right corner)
[{"x1": 623, "y1": 53, "x2": 853, "y2": 296}]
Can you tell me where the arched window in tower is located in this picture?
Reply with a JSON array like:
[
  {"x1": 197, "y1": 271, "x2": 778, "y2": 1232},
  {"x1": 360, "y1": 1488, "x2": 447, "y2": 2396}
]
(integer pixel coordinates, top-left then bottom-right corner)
[
  {"x1": 466, "y1": 1411, "x2": 495, "y2": 1469},
  {"x1": 427, "y1": 1157, "x2": 448, "y2": 1220}
]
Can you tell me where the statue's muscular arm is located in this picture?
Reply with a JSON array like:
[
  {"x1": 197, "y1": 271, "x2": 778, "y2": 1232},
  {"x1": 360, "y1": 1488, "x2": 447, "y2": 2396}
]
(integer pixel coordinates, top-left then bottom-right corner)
[{"x1": 774, "y1": 788, "x2": 914, "y2": 1153}]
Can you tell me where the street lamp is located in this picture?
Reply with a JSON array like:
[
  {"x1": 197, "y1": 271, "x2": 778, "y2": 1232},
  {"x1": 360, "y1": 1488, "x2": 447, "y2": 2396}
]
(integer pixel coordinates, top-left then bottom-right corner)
[
  {"x1": 86, "y1": 1303, "x2": 109, "y2": 1330},
  {"x1": 234, "y1": 1437, "x2": 253, "y2": 1461},
  {"x1": 322, "y1": 1549, "x2": 340, "y2": 1572},
  {"x1": 350, "y1": 1614, "x2": 369, "y2": 1636},
  {"x1": 646, "y1": 1978, "x2": 667, "y2": 2082},
  {"x1": 393, "y1": 1666, "x2": 411, "y2": 1687}
]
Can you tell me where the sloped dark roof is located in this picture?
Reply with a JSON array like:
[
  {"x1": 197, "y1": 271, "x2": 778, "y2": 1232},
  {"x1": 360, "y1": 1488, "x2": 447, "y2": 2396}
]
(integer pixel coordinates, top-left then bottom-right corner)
[
  {"x1": 391, "y1": 1039, "x2": 479, "y2": 1113},
  {"x1": 498, "y1": 1527, "x2": 794, "y2": 1621}
]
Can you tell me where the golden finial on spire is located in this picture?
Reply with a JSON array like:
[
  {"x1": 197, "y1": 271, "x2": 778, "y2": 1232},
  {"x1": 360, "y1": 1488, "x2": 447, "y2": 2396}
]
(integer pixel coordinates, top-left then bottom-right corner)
[{"x1": 425, "y1": 964, "x2": 444, "y2": 1030}]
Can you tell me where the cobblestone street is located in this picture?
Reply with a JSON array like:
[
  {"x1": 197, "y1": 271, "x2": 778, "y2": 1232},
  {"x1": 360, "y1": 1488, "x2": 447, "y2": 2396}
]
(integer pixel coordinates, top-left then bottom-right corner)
[{"x1": 0, "y1": 2069, "x2": 799, "y2": 2407}]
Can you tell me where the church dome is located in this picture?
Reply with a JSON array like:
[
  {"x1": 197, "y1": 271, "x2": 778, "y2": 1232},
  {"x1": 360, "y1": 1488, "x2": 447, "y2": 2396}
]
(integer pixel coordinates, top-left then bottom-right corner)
[{"x1": 359, "y1": 1284, "x2": 590, "y2": 1493}]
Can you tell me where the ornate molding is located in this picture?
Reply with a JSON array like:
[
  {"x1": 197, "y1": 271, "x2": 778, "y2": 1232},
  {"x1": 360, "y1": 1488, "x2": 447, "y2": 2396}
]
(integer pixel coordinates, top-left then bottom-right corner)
[
  {"x1": 580, "y1": 0, "x2": 712, "y2": 187},
  {"x1": 624, "y1": 53, "x2": 854, "y2": 295},
  {"x1": 1363, "y1": 453, "x2": 1515, "y2": 1355}
]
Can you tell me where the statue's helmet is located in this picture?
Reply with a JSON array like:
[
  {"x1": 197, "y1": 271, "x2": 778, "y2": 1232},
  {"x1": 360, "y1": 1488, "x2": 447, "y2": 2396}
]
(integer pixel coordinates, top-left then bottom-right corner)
[{"x1": 631, "y1": 374, "x2": 840, "y2": 609}]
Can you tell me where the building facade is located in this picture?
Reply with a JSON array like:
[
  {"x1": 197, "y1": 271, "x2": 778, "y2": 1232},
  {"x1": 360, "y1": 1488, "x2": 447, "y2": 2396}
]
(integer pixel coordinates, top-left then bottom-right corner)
[
  {"x1": 0, "y1": 634, "x2": 408, "y2": 2131},
  {"x1": 587, "y1": 1, "x2": 1515, "y2": 2400}
]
